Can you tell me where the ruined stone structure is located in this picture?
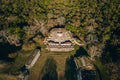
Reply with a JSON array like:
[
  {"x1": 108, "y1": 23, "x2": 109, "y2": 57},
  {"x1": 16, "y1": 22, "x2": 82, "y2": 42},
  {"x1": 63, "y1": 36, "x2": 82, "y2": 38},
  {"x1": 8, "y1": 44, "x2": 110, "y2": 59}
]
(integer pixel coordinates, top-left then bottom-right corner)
[{"x1": 44, "y1": 28, "x2": 75, "y2": 52}]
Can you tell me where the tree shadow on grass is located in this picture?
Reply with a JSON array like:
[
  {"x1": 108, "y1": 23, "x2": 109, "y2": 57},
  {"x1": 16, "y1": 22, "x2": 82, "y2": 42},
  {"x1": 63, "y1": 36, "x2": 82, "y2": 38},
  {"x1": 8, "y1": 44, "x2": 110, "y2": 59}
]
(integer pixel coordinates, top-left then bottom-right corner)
[
  {"x1": 64, "y1": 56, "x2": 77, "y2": 80},
  {"x1": 40, "y1": 56, "x2": 58, "y2": 80},
  {"x1": 74, "y1": 47, "x2": 89, "y2": 58},
  {"x1": 0, "y1": 42, "x2": 21, "y2": 62}
]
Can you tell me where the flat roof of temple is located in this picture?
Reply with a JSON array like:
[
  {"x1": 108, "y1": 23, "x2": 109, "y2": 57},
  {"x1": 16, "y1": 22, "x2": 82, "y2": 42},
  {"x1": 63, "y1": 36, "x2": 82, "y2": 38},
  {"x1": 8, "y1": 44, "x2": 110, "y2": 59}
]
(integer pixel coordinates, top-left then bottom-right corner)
[{"x1": 48, "y1": 28, "x2": 72, "y2": 42}]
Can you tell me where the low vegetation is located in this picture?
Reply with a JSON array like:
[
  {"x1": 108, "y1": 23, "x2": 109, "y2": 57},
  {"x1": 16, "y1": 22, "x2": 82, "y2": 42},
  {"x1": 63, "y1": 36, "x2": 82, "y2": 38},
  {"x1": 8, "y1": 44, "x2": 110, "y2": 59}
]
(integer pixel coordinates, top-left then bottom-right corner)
[{"x1": 0, "y1": 0, "x2": 119, "y2": 80}]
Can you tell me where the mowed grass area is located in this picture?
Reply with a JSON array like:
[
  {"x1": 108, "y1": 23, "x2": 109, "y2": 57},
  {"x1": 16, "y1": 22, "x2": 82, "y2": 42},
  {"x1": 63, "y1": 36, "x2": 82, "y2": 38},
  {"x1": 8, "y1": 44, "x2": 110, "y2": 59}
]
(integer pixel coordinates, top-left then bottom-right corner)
[
  {"x1": 0, "y1": 74, "x2": 17, "y2": 80},
  {"x1": 0, "y1": 62, "x2": 18, "y2": 80},
  {"x1": 8, "y1": 50, "x2": 33, "y2": 74},
  {"x1": 0, "y1": 50, "x2": 33, "y2": 80},
  {"x1": 29, "y1": 48, "x2": 76, "y2": 80},
  {"x1": 0, "y1": 45, "x2": 78, "y2": 80}
]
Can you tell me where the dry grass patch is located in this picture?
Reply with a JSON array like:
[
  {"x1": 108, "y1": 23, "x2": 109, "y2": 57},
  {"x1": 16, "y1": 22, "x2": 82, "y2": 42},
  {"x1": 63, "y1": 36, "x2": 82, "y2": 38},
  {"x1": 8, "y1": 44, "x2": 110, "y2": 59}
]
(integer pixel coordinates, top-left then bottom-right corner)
[
  {"x1": 22, "y1": 42, "x2": 36, "y2": 51},
  {"x1": 0, "y1": 74, "x2": 17, "y2": 80}
]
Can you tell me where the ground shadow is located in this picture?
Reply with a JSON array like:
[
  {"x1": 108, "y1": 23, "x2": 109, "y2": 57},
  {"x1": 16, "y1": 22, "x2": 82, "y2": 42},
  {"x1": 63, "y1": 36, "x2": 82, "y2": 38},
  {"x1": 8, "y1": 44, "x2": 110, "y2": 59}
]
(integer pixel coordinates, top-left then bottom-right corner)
[
  {"x1": 40, "y1": 56, "x2": 58, "y2": 80},
  {"x1": 64, "y1": 56, "x2": 77, "y2": 80},
  {"x1": 101, "y1": 40, "x2": 120, "y2": 63},
  {"x1": 28, "y1": 32, "x2": 45, "y2": 42},
  {"x1": 0, "y1": 42, "x2": 21, "y2": 61},
  {"x1": 48, "y1": 25, "x2": 64, "y2": 32},
  {"x1": 81, "y1": 69, "x2": 100, "y2": 80},
  {"x1": 74, "y1": 47, "x2": 89, "y2": 57}
]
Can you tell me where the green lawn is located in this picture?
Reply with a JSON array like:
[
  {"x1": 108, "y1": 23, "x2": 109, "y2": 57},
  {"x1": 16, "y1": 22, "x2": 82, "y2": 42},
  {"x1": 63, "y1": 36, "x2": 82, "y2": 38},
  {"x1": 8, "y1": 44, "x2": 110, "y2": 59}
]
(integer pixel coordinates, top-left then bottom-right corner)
[
  {"x1": 0, "y1": 50, "x2": 33, "y2": 80},
  {"x1": 0, "y1": 45, "x2": 78, "y2": 80},
  {"x1": 29, "y1": 48, "x2": 75, "y2": 80}
]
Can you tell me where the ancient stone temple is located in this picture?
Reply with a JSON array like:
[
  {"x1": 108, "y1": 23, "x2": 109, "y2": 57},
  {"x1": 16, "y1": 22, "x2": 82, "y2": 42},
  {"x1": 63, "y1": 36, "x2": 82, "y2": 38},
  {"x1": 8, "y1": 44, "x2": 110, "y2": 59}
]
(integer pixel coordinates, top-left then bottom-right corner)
[{"x1": 44, "y1": 28, "x2": 75, "y2": 52}]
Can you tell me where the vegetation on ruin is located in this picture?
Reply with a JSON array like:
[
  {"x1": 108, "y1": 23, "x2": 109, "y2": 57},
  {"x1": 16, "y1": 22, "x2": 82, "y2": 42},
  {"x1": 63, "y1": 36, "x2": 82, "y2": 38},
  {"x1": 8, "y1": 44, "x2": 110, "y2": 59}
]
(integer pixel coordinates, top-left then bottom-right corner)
[{"x1": 0, "y1": 0, "x2": 120, "y2": 80}]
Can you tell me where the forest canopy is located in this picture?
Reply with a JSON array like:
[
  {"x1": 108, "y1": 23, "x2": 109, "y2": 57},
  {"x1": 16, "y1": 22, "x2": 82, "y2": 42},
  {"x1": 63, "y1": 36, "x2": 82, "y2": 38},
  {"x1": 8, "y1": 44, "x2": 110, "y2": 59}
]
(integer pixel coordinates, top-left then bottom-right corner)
[{"x1": 0, "y1": 0, "x2": 120, "y2": 80}]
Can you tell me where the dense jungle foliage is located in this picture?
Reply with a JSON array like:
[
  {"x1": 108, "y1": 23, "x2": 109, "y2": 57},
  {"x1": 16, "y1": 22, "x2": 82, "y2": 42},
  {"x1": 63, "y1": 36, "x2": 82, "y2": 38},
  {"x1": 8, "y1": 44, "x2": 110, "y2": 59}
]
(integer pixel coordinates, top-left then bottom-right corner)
[{"x1": 0, "y1": 0, "x2": 120, "y2": 80}]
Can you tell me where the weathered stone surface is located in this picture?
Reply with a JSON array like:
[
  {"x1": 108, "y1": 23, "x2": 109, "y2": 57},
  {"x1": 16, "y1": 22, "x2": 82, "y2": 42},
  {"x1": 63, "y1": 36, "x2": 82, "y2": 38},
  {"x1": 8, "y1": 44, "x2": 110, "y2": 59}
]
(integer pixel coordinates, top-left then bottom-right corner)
[{"x1": 44, "y1": 28, "x2": 74, "y2": 52}]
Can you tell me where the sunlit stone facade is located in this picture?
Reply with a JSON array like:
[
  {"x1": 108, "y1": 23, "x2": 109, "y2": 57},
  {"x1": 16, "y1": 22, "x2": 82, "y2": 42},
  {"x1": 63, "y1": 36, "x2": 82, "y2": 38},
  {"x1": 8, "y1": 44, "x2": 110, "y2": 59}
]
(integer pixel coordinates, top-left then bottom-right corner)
[{"x1": 44, "y1": 28, "x2": 74, "y2": 52}]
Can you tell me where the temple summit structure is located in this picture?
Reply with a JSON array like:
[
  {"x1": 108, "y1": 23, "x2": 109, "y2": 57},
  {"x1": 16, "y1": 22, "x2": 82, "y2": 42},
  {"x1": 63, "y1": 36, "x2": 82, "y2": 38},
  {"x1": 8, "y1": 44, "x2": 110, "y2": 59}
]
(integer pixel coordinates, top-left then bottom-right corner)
[{"x1": 44, "y1": 28, "x2": 84, "y2": 52}]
